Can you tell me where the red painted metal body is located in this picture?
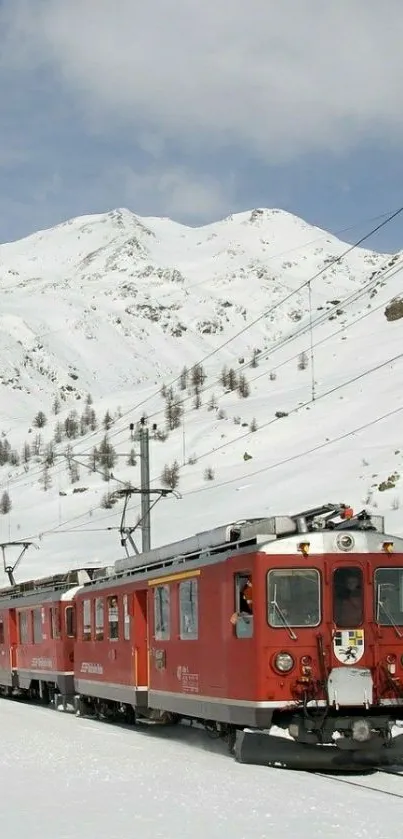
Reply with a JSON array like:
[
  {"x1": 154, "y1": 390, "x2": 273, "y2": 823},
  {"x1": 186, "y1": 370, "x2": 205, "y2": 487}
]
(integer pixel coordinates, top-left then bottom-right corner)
[
  {"x1": 0, "y1": 507, "x2": 402, "y2": 770},
  {"x1": 13, "y1": 599, "x2": 76, "y2": 694},
  {"x1": 73, "y1": 583, "x2": 146, "y2": 706},
  {"x1": 69, "y1": 540, "x2": 403, "y2": 728},
  {"x1": 0, "y1": 606, "x2": 17, "y2": 688},
  {"x1": 0, "y1": 573, "x2": 92, "y2": 699}
]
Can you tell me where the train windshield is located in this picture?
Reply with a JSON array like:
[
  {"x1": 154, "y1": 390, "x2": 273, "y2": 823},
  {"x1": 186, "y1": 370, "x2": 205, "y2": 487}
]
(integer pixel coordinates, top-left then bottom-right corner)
[
  {"x1": 267, "y1": 569, "x2": 320, "y2": 627},
  {"x1": 333, "y1": 567, "x2": 363, "y2": 628},
  {"x1": 374, "y1": 568, "x2": 403, "y2": 626}
]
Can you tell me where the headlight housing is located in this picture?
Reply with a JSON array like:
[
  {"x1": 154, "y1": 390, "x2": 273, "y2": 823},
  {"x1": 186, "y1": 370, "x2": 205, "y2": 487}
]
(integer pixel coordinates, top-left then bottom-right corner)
[
  {"x1": 274, "y1": 652, "x2": 294, "y2": 673},
  {"x1": 336, "y1": 533, "x2": 355, "y2": 551}
]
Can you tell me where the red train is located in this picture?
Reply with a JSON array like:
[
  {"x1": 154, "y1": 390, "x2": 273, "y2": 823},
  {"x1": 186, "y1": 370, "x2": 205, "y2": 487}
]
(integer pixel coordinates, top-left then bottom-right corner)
[{"x1": 1, "y1": 502, "x2": 403, "y2": 771}]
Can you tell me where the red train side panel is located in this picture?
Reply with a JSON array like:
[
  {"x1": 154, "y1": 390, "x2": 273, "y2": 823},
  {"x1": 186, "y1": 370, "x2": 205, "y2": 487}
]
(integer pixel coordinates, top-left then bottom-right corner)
[
  {"x1": 0, "y1": 607, "x2": 17, "y2": 689},
  {"x1": 74, "y1": 583, "x2": 149, "y2": 710}
]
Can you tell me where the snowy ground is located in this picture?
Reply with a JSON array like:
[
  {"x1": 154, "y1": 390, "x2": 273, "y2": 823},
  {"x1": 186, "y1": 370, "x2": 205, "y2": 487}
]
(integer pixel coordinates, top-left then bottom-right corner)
[{"x1": 1, "y1": 699, "x2": 402, "y2": 839}]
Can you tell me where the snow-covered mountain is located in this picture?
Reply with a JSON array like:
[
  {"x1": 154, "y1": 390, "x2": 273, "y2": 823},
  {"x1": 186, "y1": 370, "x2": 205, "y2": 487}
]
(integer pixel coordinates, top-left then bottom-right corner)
[{"x1": 0, "y1": 206, "x2": 402, "y2": 585}]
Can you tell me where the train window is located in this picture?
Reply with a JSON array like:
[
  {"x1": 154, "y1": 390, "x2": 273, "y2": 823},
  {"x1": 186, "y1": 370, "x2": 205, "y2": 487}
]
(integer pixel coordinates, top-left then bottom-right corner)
[
  {"x1": 107, "y1": 596, "x2": 119, "y2": 641},
  {"x1": 154, "y1": 585, "x2": 170, "y2": 641},
  {"x1": 333, "y1": 567, "x2": 363, "y2": 628},
  {"x1": 374, "y1": 568, "x2": 403, "y2": 626},
  {"x1": 123, "y1": 594, "x2": 130, "y2": 641},
  {"x1": 33, "y1": 608, "x2": 43, "y2": 644},
  {"x1": 51, "y1": 607, "x2": 61, "y2": 640},
  {"x1": 0, "y1": 620, "x2": 4, "y2": 644},
  {"x1": 179, "y1": 579, "x2": 198, "y2": 640},
  {"x1": 65, "y1": 606, "x2": 76, "y2": 638},
  {"x1": 233, "y1": 573, "x2": 253, "y2": 639},
  {"x1": 82, "y1": 599, "x2": 91, "y2": 641},
  {"x1": 268, "y1": 569, "x2": 320, "y2": 628},
  {"x1": 19, "y1": 611, "x2": 30, "y2": 644},
  {"x1": 95, "y1": 597, "x2": 104, "y2": 640}
]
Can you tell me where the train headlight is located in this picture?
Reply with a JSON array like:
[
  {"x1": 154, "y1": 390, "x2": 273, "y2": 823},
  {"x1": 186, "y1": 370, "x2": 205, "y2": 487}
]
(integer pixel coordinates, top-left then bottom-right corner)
[
  {"x1": 274, "y1": 652, "x2": 294, "y2": 673},
  {"x1": 352, "y1": 719, "x2": 371, "y2": 742},
  {"x1": 336, "y1": 533, "x2": 355, "y2": 551}
]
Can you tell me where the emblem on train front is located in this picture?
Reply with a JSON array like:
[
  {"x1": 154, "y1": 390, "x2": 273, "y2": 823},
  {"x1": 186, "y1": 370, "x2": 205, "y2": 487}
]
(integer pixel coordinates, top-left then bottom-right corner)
[{"x1": 333, "y1": 629, "x2": 364, "y2": 664}]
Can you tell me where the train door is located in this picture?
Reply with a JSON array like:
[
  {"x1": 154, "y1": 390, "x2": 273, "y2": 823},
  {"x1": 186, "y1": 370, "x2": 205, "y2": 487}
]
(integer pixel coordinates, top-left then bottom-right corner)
[
  {"x1": 8, "y1": 609, "x2": 17, "y2": 671},
  {"x1": 227, "y1": 571, "x2": 255, "y2": 701},
  {"x1": 133, "y1": 589, "x2": 148, "y2": 688},
  {"x1": 333, "y1": 565, "x2": 364, "y2": 633},
  {"x1": 328, "y1": 563, "x2": 370, "y2": 706}
]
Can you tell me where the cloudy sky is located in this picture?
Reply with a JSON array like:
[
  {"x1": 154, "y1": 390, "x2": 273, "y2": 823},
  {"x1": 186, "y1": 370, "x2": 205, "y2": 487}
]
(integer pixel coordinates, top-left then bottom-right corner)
[{"x1": 1, "y1": 0, "x2": 402, "y2": 250}]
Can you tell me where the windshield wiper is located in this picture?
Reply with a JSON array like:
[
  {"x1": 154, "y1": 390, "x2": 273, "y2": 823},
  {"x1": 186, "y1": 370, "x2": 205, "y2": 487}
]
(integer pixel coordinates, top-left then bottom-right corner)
[
  {"x1": 271, "y1": 598, "x2": 297, "y2": 640},
  {"x1": 377, "y1": 589, "x2": 403, "y2": 638}
]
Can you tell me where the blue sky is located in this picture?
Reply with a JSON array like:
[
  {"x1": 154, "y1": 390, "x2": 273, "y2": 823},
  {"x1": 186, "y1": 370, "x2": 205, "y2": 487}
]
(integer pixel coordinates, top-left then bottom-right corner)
[{"x1": 1, "y1": 0, "x2": 403, "y2": 252}]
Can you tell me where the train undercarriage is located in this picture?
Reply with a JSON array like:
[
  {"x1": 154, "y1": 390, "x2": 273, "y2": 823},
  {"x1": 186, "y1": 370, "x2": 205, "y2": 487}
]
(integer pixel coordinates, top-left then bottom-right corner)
[
  {"x1": 235, "y1": 706, "x2": 403, "y2": 771},
  {"x1": 64, "y1": 694, "x2": 403, "y2": 772},
  {"x1": 3, "y1": 679, "x2": 403, "y2": 772}
]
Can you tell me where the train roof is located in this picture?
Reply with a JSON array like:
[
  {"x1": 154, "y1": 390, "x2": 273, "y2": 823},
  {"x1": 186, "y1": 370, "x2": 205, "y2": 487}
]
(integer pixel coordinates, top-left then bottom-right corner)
[
  {"x1": 93, "y1": 503, "x2": 385, "y2": 583},
  {"x1": 0, "y1": 504, "x2": 386, "y2": 599},
  {"x1": 0, "y1": 567, "x2": 103, "y2": 602}
]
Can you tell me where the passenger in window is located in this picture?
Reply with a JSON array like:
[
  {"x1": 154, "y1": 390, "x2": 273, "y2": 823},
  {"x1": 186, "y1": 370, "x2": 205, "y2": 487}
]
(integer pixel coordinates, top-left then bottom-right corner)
[
  {"x1": 108, "y1": 596, "x2": 119, "y2": 640},
  {"x1": 335, "y1": 573, "x2": 362, "y2": 627},
  {"x1": 230, "y1": 578, "x2": 253, "y2": 625},
  {"x1": 240, "y1": 579, "x2": 253, "y2": 614}
]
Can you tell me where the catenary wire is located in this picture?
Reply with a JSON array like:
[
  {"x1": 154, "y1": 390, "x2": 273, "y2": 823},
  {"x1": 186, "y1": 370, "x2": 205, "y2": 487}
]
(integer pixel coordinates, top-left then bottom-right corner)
[
  {"x1": 98, "y1": 251, "x2": 403, "y2": 435},
  {"x1": 7, "y1": 274, "x2": 403, "y2": 533},
  {"x1": 66, "y1": 206, "x2": 403, "y2": 452},
  {"x1": 21, "y1": 349, "x2": 403, "y2": 540},
  {"x1": 69, "y1": 275, "x2": 403, "y2": 463},
  {"x1": 181, "y1": 403, "x2": 403, "y2": 496},
  {"x1": 175, "y1": 349, "x2": 403, "y2": 466},
  {"x1": 4, "y1": 208, "x2": 403, "y2": 541},
  {"x1": 67, "y1": 247, "x2": 402, "y2": 453},
  {"x1": 35, "y1": 402, "x2": 403, "y2": 532},
  {"x1": 4, "y1": 269, "x2": 402, "y2": 536}
]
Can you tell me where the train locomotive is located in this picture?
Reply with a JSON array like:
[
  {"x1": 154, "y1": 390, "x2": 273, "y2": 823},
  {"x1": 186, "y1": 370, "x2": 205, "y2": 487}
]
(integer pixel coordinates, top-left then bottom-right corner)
[{"x1": 1, "y1": 501, "x2": 403, "y2": 772}]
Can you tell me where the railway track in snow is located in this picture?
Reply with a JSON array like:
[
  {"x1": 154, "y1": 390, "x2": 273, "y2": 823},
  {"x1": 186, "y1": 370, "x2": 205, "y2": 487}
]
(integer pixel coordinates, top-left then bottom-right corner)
[{"x1": 317, "y1": 767, "x2": 403, "y2": 799}]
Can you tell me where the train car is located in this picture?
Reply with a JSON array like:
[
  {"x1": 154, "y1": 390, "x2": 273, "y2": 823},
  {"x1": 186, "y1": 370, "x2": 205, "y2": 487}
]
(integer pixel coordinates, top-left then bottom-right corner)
[
  {"x1": 0, "y1": 602, "x2": 17, "y2": 692},
  {"x1": 0, "y1": 569, "x2": 99, "y2": 704},
  {"x1": 71, "y1": 503, "x2": 403, "y2": 770},
  {"x1": 73, "y1": 577, "x2": 148, "y2": 718},
  {"x1": 1, "y1": 501, "x2": 403, "y2": 772}
]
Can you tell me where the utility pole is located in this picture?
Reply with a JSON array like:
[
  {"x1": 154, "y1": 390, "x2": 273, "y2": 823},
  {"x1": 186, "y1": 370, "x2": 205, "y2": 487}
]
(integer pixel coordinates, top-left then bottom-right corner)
[
  {"x1": 308, "y1": 281, "x2": 316, "y2": 402},
  {"x1": 182, "y1": 407, "x2": 186, "y2": 466},
  {"x1": 116, "y1": 420, "x2": 177, "y2": 558},
  {"x1": 139, "y1": 422, "x2": 151, "y2": 553}
]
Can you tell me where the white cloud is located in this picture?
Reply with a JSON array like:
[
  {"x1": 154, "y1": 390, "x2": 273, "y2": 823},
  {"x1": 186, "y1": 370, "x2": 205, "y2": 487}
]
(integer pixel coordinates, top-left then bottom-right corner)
[
  {"x1": 3, "y1": 0, "x2": 403, "y2": 163},
  {"x1": 106, "y1": 165, "x2": 235, "y2": 221},
  {"x1": 0, "y1": 147, "x2": 29, "y2": 170}
]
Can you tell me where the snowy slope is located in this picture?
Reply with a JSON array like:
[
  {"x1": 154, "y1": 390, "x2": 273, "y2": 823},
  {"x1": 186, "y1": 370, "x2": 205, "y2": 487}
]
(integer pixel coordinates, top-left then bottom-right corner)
[{"x1": 0, "y1": 206, "x2": 402, "y2": 584}]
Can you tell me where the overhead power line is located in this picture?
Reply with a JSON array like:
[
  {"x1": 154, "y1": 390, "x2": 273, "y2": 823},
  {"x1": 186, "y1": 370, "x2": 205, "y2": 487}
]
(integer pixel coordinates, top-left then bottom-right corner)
[
  {"x1": 4, "y1": 205, "x2": 403, "y2": 547},
  {"x1": 20, "y1": 347, "x2": 403, "y2": 543},
  {"x1": 37, "y1": 402, "x2": 403, "y2": 531},
  {"x1": 102, "y1": 251, "x2": 403, "y2": 435},
  {"x1": 68, "y1": 206, "x2": 403, "y2": 451},
  {"x1": 183, "y1": 404, "x2": 403, "y2": 496}
]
